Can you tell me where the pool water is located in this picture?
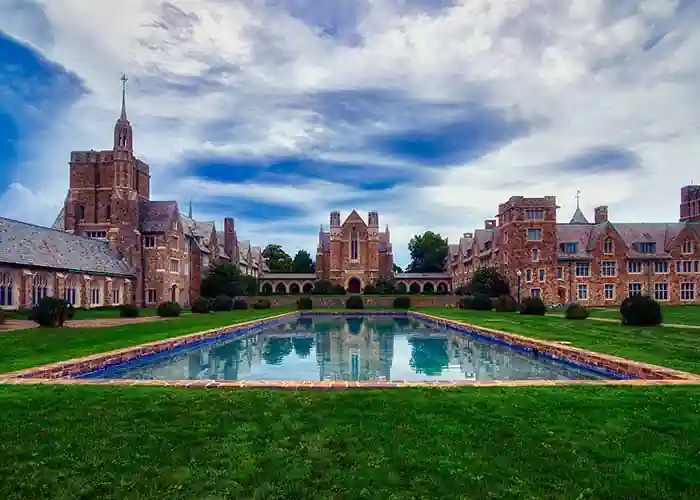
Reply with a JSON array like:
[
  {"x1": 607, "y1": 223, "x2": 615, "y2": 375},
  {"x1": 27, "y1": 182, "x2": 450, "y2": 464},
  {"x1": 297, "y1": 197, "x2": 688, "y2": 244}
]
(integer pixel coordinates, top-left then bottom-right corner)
[{"x1": 84, "y1": 315, "x2": 613, "y2": 382}]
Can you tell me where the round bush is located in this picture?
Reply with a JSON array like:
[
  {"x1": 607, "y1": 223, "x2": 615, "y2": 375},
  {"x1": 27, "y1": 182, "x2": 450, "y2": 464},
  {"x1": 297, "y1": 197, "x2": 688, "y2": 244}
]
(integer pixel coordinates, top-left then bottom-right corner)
[
  {"x1": 494, "y1": 294, "x2": 518, "y2": 313},
  {"x1": 32, "y1": 297, "x2": 72, "y2": 327},
  {"x1": 119, "y1": 303, "x2": 140, "y2": 318},
  {"x1": 212, "y1": 295, "x2": 233, "y2": 311},
  {"x1": 345, "y1": 295, "x2": 364, "y2": 309},
  {"x1": 296, "y1": 297, "x2": 313, "y2": 310},
  {"x1": 252, "y1": 299, "x2": 271, "y2": 310},
  {"x1": 519, "y1": 296, "x2": 546, "y2": 315},
  {"x1": 620, "y1": 295, "x2": 662, "y2": 326},
  {"x1": 362, "y1": 284, "x2": 378, "y2": 295},
  {"x1": 458, "y1": 293, "x2": 492, "y2": 310},
  {"x1": 565, "y1": 302, "x2": 589, "y2": 320},
  {"x1": 233, "y1": 299, "x2": 248, "y2": 310},
  {"x1": 191, "y1": 297, "x2": 210, "y2": 314},
  {"x1": 393, "y1": 296, "x2": 411, "y2": 309},
  {"x1": 157, "y1": 301, "x2": 182, "y2": 317}
]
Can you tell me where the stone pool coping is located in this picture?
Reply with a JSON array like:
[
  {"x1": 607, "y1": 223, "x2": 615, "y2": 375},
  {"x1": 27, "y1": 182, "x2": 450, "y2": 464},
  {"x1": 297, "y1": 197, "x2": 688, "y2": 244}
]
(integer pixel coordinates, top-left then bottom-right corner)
[{"x1": 1, "y1": 311, "x2": 698, "y2": 388}]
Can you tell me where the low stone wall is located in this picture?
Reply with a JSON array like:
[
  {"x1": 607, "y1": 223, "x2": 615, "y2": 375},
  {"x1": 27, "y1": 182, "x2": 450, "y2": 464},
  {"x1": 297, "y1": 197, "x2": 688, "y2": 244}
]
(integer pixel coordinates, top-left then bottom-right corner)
[{"x1": 247, "y1": 294, "x2": 458, "y2": 308}]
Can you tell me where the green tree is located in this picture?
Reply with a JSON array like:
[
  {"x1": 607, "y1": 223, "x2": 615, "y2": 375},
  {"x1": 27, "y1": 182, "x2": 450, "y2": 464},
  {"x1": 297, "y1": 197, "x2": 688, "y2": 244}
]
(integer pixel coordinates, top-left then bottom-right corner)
[
  {"x1": 292, "y1": 249, "x2": 315, "y2": 273},
  {"x1": 392, "y1": 263, "x2": 403, "y2": 274},
  {"x1": 263, "y1": 244, "x2": 293, "y2": 272},
  {"x1": 200, "y1": 263, "x2": 246, "y2": 298},
  {"x1": 466, "y1": 267, "x2": 511, "y2": 297},
  {"x1": 406, "y1": 231, "x2": 449, "y2": 273}
]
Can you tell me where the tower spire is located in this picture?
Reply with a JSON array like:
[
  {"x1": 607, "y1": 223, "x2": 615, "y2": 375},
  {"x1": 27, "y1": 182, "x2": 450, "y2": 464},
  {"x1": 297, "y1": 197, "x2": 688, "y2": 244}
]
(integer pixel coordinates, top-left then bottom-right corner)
[
  {"x1": 120, "y1": 73, "x2": 128, "y2": 121},
  {"x1": 188, "y1": 199, "x2": 193, "y2": 218}
]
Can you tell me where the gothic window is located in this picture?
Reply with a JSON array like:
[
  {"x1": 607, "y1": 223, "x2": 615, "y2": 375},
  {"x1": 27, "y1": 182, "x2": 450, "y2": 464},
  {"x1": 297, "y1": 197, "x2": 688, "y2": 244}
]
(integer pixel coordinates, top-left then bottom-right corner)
[
  {"x1": 63, "y1": 276, "x2": 78, "y2": 306},
  {"x1": 351, "y1": 228, "x2": 359, "y2": 260},
  {"x1": 78, "y1": 205, "x2": 85, "y2": 219},
  {"x1": 0, "y1": 271, "x2": 13, "y2": 306},
  {"x1": 32, "y1": 273, "x2": 51, "y2": 305}
]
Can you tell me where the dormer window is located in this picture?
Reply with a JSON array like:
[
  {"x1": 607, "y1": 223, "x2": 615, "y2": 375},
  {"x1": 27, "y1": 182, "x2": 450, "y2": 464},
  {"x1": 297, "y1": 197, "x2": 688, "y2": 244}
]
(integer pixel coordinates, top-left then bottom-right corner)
[
  {"x1": 559, "y1": 242, "x2": 577, "y2": 254},
  {"x1": 682, "y1": 240, "x2": 693, "y2": 254},
  {"x1": 637, "y1": 242, "x2": 656, "y2": 254}
]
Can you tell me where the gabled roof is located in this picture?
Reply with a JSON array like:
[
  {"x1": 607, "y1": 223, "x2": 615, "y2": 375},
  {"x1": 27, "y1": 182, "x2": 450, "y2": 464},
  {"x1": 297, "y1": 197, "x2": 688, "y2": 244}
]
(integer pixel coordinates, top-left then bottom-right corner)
[
  {"x1": 0, "y1": 217, "x2": 134, "y2": 277},
  {"x1": 342, "y1": 210, "x2": 366, "y2": 226},
  {"x1": 556, "y1": 224, "x2": 594, "y2": 259},
  {"x1": 180, "y1": 215, "x2": 215, "y2": 246},
  {"x1": 139, "y1": 200, "x2": 179, "y2": 233},
  {"x1": 569, "y1": 207, "x2": 590, "y2": 224}
]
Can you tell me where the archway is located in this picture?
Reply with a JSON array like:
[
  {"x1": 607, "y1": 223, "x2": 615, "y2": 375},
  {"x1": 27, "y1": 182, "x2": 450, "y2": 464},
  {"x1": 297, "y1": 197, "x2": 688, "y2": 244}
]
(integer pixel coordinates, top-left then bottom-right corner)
[
  {"x1": 437, "y1": 282, "x2": 448, "y2": 294},
  {"x1": 302, "y1": 282, "x2": 314, "y2": 294},
  {"x1": 275, "y1": 283, "x2": 287, "y2": 294},
  {"x1": 422, "y1": 282, "x2": 435, "y2": 293},
  {"x1": 289, "y1": 283, "x2": 301, "y2": 295},
  {"x1": 261, "y1": 283, "x2": 273, "y2": 295},
  {"x1": 348, "y1": 277, "x2": 362, "y2": 294},
  {"x1": 170, "y1": 284, "x2": 178, "y2": 303},
  {"x1": 396, "y1": 282, "x2": 407, "y2": 294},
  {"x1": 409, "y1": 282, "x2": 421, "y2": 294}
]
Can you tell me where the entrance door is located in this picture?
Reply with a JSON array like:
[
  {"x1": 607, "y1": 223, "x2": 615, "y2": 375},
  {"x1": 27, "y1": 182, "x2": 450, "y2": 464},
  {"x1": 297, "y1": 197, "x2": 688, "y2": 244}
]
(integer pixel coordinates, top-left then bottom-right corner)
[
  {"x1": 348, "y1": 277, "x2": 362, "y2": 294},
  {"x1": 171, "y1": 285, "x2": 178, "y2": 303}
]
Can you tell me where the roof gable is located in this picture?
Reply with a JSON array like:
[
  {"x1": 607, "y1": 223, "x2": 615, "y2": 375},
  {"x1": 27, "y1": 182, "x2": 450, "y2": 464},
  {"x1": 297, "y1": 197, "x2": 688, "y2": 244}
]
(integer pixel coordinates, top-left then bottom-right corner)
[
  {"x1": 342, "y1": 210, "x2": 366, "y2": 227},
  {"x1": 140, "y1": 201, "x2": 179, "y2": 233}
]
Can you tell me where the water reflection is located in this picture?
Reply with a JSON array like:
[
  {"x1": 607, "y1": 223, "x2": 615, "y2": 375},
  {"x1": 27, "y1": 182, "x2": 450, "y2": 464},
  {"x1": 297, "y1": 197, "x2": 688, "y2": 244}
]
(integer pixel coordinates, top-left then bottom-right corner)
[{"x1": 103, "y1": 316, "x2": 610, "y2": 382}]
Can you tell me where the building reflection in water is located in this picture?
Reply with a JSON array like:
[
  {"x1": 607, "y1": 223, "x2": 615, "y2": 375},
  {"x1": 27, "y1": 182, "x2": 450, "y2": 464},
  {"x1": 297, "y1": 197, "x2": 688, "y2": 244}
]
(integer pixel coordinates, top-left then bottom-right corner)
[{"x1": 118, "y1": 316, "x2": 607, "y2": 382}]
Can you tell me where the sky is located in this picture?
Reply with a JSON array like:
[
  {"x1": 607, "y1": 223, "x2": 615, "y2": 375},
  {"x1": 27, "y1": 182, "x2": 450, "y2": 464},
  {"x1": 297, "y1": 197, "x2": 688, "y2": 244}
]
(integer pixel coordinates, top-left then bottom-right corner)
[{"x1": 1, "y1": 0, "x2": 699, "y2": 267}]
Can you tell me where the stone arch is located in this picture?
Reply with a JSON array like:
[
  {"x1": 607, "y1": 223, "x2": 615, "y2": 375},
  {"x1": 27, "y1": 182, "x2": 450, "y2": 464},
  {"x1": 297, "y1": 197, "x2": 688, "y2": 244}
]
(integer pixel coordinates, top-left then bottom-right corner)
[
  {"x1": 31, "y1": 271, "x2": 52, "y2": 306},
  {"x1": 436, "y1": 281, "x2": 449, "y2": 294},
  {"x1": 289, "y1": 282, "x2": 301, "y2": 295},
  {"x1": 396, "y1": 282, "x2": 407, "y2": 293},
  {"x1": 0, "y1": 269, "x2": 16, "y2": 308},
  {"x1": 170, "y1": 284, "x2": 178, "y2": 303},
  {"x1": 409, "y1": 282, "x2": 421, "y2": 294},
  {"x1": 275, "y1": 282, "x2": 287, "y2": 294},
  {"x1": 302, "y1": 282, "x2": 314, "y2": 294},
  {"x1": 261, "y1": 282, "x2": 273, "y2": 295},
  {"x1": 422, "y1": 282, "x2": 435, "y2": 293},
  {"x1": 347, "y1": 276, "x2": 362, "y2": 294}
]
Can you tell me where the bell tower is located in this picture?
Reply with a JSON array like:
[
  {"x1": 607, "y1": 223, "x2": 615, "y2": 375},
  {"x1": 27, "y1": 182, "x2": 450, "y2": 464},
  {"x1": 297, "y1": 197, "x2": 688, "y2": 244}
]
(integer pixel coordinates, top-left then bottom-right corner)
[{"x1": 114, "y1": 73, "x2": 133, "y2": 152}]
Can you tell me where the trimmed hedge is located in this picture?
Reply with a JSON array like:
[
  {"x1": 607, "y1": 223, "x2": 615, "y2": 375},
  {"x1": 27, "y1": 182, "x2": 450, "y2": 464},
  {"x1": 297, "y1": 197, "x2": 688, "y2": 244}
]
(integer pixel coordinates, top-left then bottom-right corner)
[
  {"x1": 233, "y1": 299, "x2": 248, "y2": 310},
  {"x1": 519, "y1": 296, "x2": 546, "y2": 315},
  {"x1": 296, "y1": 297, "x2": 313, "y2": 310},
  {"x1": 191, "y1": 297, "x2": 211, "y2": 314},
  {"x1": 393, "y1": 296, "x2": 411, "y2": 309},
  {"x1": 565, "y1": 302, "x2": 589, "y2": 320},
  {"x1": 458, "y1": 293, "x2": 492, "y2": 310},
  {"x1": 494, "y1": 294, "x2": 518, "y2": 313},
  {"x1": 346, "y1": 295, "x2": 364, "y2": 309},
  {"x1": 213, "y1": 295, "x2": 233, "y2": 312},
  {"x1": 252, "y1": 299, "x2": 271, "y2": 310},
  {"x1": 31, "y1": 297, "x2": 73, "y2": 327},
  {"x1": 157, "y1": 301, "x2": 182, "y2": 317},
  {"x1": 119, "y1": 303, "x2": 140, "y2": 318},
  {"x1": 620, "y1": 295, "x2": 662, "y2": 326}
]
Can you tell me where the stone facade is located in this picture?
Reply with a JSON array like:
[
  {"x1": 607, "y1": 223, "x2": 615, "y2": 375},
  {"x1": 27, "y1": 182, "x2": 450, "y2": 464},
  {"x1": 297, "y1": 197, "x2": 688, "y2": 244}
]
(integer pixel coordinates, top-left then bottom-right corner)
[{"x1": 450, "y1": 187, "x2": 700, "y2": 306}]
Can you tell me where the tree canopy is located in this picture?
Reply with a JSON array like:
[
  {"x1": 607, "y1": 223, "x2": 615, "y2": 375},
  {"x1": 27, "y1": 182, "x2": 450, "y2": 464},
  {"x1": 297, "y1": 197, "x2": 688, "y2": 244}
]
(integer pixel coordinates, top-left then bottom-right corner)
[
  {"x1": 392, "y1": 263, "x2": 403, "y2": 274},
  {"x1": 292, "y1": 250, "x2": 315, "y2": 273},
  {"x1": 406, "y1": 231, "x2": 449, "y2": 273},
  {"x1": 200, "y1": 263, "x2": 256, "y2": 298},
  {"x1": 262, "y1": 244, "x2": 293, "y2": 272},
  {"x1": 466, "y1": 267, "x2": 511, "y2": 297}
]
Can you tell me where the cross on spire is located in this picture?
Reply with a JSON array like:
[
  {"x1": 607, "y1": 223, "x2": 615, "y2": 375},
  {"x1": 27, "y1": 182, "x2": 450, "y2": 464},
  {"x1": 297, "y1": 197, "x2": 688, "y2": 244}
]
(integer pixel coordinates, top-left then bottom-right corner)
[
  {"x1": 575, "y1": 189, "x2": 581, "y2": 209},
  {"x1": 120, "y1": 73, "x2": 128, "y2": 120}
]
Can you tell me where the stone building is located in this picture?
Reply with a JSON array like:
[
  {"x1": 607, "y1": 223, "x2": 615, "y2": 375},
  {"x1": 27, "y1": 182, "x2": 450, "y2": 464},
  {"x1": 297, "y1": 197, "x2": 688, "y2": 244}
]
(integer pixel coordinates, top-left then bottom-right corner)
[
  {"x1": 450, "y1": 187, "x2": 700, "y2": 306},
  {"x1": 0, "y1": 77, "x2": 263, "y2": 310}
]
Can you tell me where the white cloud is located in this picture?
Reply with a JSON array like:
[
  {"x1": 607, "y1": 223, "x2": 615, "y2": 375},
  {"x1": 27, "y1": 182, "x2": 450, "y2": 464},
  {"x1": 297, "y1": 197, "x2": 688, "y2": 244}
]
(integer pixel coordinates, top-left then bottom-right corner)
[{"x1": 1, "y1": 0, "x2": 700, "y2": 268}]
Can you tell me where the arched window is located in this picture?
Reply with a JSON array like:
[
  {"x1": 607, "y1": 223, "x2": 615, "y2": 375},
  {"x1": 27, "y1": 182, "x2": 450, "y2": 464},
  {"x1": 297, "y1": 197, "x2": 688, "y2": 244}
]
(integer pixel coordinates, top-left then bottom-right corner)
[
  {"x1": 32, "y1": 273, "x2": 50, "y2": 305},
  {"x1": 351, "y1": 228, "x2": 359, "y2": 260},
  {"x1": 63, "y1": 276, "x2": 78, "y2": 306},
  {"x1": 78, "y1": 205, "x2": 85, "y2": 219},
  {"x1": 0, "y1": 272, "x2": 13, "y2": 307}
]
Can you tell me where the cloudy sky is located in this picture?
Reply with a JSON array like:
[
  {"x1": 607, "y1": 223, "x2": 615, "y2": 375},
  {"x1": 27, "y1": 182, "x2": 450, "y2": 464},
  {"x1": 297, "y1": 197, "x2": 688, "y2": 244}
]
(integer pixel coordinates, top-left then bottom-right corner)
[{"x1": 1, "y1": 0, "x2": 699, "y2": 266}]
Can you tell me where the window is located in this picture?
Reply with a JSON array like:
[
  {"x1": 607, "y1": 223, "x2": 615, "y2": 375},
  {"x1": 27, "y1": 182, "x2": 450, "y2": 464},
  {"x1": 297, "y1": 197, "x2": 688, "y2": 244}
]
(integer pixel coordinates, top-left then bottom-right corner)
[
  {"x1": 172, "y1": 220, "x2": 178, "y2": 231},
  {"x1": 575, "y1": 262, "x2": 590, "y2": 277},
  {"x1": 559, "y1": 242, "x2": 577, "y2": 254},
  {"x1": 676, "y1": 260, "x2": 700, "y2": 273},
  {"x1": 603, "y1": 237, "x2": 614, "y2": 254},
  {"x1": 527, "y1": 228, "x2": 542, "y2": 241},
  {"x1": 350, "y1": 228, "x2": 359, "y2": 260},
  {"x1": 32, "y1": 274, "x2": 50, "y2": 305},
  {"x1": 604, "y1": 283, "x2": 615, "y2": 300},
  {"x1": 637, "y1": 242, "x2": 656, "y2": 253},
  {"x1": 628, "y1": 260, "x2": 643, "y2": 273},
  {"x1": 90, "y1": 285, "x2": 101, "y2": 306},
  {"x1": 169, "y1": 259, "x2": 179, "y2": 273},
  {"x1": 654, "y1": 283, "x2": 669, "y2": 301},
  {"x1": 184, "y1": 261, "x2": 189, "y2": 276},
  {"x1": 202, "y1": 255, "x2": 209, "y2": 268},
  {"x1": 601, "y1": 261, "x2": 616, "y2": 276},
  {"x1": 681, "y1": 283, "x2": 695, "y2": 301},
  {"x1": 525, "y1": 269, "x2": 532, "y2": 282},
  {"x1": 106, "y1": 204, "x2": 111, "y2": 219},
  {"x1": 654, "y1": 261, "x2": 669, "y2": 274},
  {"x1": 144, "y1": 236, "x2": 155, "y2": 248},
  {"x1": 538, "y1": 269, "x2": 545, "y2": 281},
  {"x1": 531, "y1": 288, "x2": 541, "y2": 297},
  {"x1": 531, "y1": 248, "x2": 539, "y2": 262},
  {"x1": 146, "y1": 289, "x2": 157, "y2": 304},
  {"x1": 525, "y1": 209, "x2": 545, "y2": 220},
  {"x1": 85, "y1": 231, "x2": 107, "y2": 239},
  {"x1": 577, "y1": 284, "x2": 588, "y2": 300},
  {"x1": 112, "y1": 286, "x2": 121, "y2": 305},
  {"x1": 0, "y1": 272, "x2": 13, "y2": 306},
  {"x1": 63, "y1": 277, "x2": 77, "y2": 306},
  {"x1": 78, "y1": 205, "x2": 85, "y2": 219},
  {"x1": 556, "y1": 266, "x2": 563, "y2": 280},
  {"x1": 682, "y1": 240, "x2": 693, "y2": 254},
  {"x1": 628, "y1": 283, "x2": 642, "y2": 297}
]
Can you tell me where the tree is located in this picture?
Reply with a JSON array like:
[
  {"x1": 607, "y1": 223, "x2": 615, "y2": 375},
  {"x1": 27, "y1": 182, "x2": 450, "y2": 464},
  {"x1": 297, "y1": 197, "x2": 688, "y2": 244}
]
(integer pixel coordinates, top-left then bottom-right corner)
[
  {"x1": 262, "y1": 244, "x2": 293, "y2": 272},
  {"x1": 292, "y1": 249, "x2": 315, "y2": 273},
  {"x1": 406, "y1": 231, "x2": 449, "y2": 273},
  {"x1": 466, "y1": 267, "x2": 510, "y2": 297},
  {"x1": 200, "y1": 263, "x2": 246, "y2": 298},
  {"x1": 393, "y1": 263, "x2": 403, "y2": 274}
]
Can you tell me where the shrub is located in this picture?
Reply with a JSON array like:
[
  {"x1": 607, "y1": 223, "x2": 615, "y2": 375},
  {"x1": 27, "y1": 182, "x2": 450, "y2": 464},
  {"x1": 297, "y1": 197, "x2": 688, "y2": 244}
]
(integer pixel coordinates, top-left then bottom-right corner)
[
  {"x1": 312, "y1": 280, "x2": 333, "y2": 295},
  {"x1": 620, "y1": 295, "x2": 662, "y2": 326},
  {"x1": 346, "y1": 295, "x2": 364, "y2": 309},
  {"x1": 31, "y1": 297, "x2": 72, "y2": 327},
  {"x1": 494, "y1": 294, "x2": 518, "y2": 313},
  {"x1": 565, "y1": 302, "x2": 589, "y2": 320},
  {"x1": 519, "y1": 296, "x2": 546, "y2": 315},
  {"x1": 297, "y1": 297, "x2": 313, "y2": 310},
  {"x1": 458, "y1": 293, "x2": 492, "y2": 310},
  {"x1": 362, "y1": 284, "x2": 378, "y2": 295},
  {"x1": 191, "y1": 297, "x2": 211, "y2": 314},
  {"x1": 213, "y1": 295, "x2": 233, "y2": 311},
  {"x1": 252, "y1": 299, "x2": 271, "y2": 310},
  {"x1": 233, "y1": 299, "x2": 248, "y2": 310},
  {"x1": 157, "y1": 301, "x2": 182, "y2": 317},
  {"x1": 119, "y1": 303, "x2": 140, "y2": 318},
  {"x1": 331, "y1": 284, "x2": 346, "y2": 295},
  {"x1": 393, "y1": 296, "x2": 411, "y2": 309}
]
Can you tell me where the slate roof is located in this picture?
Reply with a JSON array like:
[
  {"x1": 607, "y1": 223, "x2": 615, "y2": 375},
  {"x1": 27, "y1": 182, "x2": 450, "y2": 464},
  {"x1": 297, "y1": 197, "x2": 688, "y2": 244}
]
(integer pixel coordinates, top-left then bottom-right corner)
[
  {"x1": 180, "y1": 215, "x2": 215, "y2": 246},
  {"x1": 569, "y1": 207, "x2": 590, "y2": 224},
  {"x1": 139, "y1": 200, "x2": 179, "y2": 233},
  {"x1": 0, "y1": 217, "x2": 134, "y2": 276}
]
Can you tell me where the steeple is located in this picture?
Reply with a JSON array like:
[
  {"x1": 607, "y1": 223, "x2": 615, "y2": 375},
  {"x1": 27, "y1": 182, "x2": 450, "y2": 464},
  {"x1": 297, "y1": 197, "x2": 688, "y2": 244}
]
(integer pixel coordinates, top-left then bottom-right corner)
[
  {"x1": 188, "y1": 199, "x2": 193, "y2": 218},
  {"x1": 114, "y1": 73, "x2": 133, "y2": 152},
  {"x1": 120, "y1": 73, "x2": 128, "y2": 120},
  {"x1": 569, "y1": 189, "x2": 590, "y2": 224}
]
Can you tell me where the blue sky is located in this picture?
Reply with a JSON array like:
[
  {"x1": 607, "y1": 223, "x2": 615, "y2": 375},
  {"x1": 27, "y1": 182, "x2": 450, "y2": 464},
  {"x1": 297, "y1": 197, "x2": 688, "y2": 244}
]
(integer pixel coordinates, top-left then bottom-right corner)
[{"x1": 1, "y1": 0, "x2": 699, "y2": 267}]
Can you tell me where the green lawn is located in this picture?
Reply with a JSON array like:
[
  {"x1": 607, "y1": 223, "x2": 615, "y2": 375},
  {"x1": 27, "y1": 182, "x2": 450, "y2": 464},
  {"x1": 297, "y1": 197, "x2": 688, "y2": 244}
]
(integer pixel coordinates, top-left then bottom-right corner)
[
  {"x1": 0, "y1": 385, "x2": 698, "y2": 499},
  {"x1": 0, "y1": 309, "x2": 291, "y2": 374},
  {"x1": 585, "y1": 304, "x2": 700, "y2": 325},
  {"x1": 6, "y1": 307, "x2": 160, "y2": 320},
  {"x1": 421, "y1": 308, "x2": 700, "y2": 374}
]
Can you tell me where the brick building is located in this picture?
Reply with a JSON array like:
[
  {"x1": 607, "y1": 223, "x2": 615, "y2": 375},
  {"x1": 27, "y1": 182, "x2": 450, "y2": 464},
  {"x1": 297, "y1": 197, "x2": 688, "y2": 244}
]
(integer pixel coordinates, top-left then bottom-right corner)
[
  {"x1": 450, "y1": 188, "x2": 700, "y2": 306},
  {"x1": 0, "y1": 77, "x2": 264, "y2": 310}
]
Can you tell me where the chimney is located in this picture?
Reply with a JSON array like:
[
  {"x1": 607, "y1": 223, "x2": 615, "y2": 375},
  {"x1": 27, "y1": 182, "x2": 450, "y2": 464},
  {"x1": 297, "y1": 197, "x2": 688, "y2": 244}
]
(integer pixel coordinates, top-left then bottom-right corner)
[
  {"x1": 484, "y1": 219, "x2": 496, "y2": 230},
  {"x1": 594, "y1": 206, "x2": 609, "y2": 224},
  {"x1": 224, "y1": 217, "x2": 238, "y2": 262}
]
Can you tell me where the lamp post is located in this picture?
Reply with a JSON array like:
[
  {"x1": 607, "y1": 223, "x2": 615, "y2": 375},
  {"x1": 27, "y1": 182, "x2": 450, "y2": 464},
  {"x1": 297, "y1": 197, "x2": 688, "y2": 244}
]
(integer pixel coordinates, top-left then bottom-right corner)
[{"x1": 516, "y1": 269, "x2": 522, "y2": 304}]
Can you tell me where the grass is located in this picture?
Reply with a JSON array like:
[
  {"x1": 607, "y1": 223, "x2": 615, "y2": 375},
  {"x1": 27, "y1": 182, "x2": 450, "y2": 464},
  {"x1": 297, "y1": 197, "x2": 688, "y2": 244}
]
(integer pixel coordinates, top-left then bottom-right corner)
[
  {"x1": 0, "y1": 309, "x2": 291, "y2": 374},
  {"x1": 5, "y1": 307, "x2": 160, "y2": 320},
  {"x1": 0, "y1": 385, "x2": 698, "y2": 499},
  {"x1": 421, "y1": 308, "x2": 700, "y2": 374},
  {"x1": 584, "y1": 304, "x2": 700, "y2": 325}
]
